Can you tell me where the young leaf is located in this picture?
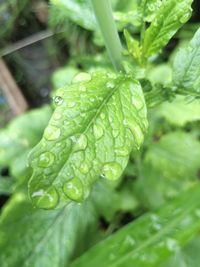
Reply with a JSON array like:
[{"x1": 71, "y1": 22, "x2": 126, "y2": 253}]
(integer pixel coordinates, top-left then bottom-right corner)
[
  {"x1": 140, "y1": 0, "x2": 162, "y2": 22},
  {"x1": 0, "y1": 181, "x2": 119, "y2": 267},
  {"x1": 143, "y1": 0, "x2": 193, "y2": 58},
  {"x1": 172, "y1": 28, "x2": 200, "y2": 95},
  {"x1": 70, "y1": 185, "x2": 200, "y2": 267},
  {"x1": 28, "y1": 71, "x2": 148, "y2": 209}
]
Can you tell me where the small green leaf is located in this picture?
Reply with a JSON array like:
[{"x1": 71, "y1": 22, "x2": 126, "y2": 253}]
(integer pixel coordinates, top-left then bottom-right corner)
[
  {"x1": 140, "y1": 0, "x2": 162, "y2": 22},
  {"x1": 173, "y1": 28, "x2": 200, "y2": 95},
  {"x1": 28, "y1": 71, "x2": 148, "y2": 209},
  {"x1": 143, "y1": 0, "x2": 193, "y2": 58},
  {"x1": 124, "y1": 29, "x2": 142, "y2": 64},
  {"x1": 71, "y1": 185, "x2": 200, "y2": 267}
]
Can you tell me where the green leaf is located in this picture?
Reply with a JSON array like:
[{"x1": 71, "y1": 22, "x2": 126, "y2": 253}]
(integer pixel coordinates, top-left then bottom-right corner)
[
  {"x1": 0, "y1": 181, "x2": 119, "y2": 267},
  {"x1": 143, "y1": 0, "x2": 193, "y2": 58},
  {"x1": 28, "y1": 71, "x2": 148, "y2": 209},
  {"x1": 157, "y1": 96, "x2": 200, "y2": 126},
  {"x1": 70, "y1": 185, "x2": 200, "y2": 267},
  {"x1": 140, "y1": 0, "x2": 162, "y2": 22},
  {"x1": 172, "y1": 28, "x2": 200, "y2": 95},
  {"x1": 145, "y1": 132, "x2": 200, "y2": 181},
  {"x1": 135, "y1": 132, "x2": 200, "y2": 209},
  {"x1": 52, "y1": 66, "x2": 79, "y2": 90},
  {"x1": 162, "y1": 236, "x2": 200, "y2": 267},
  {"x1": 0, "y1": 106, "x2": 52, "y2": 167},
  {"x1": 124, "y1": 29, "x2": 142, "y2": 64},
  {"x1": 0, "y1": 177, "x2": 13, "y2": 195},
  {"x1": 50, "y1": 0, "x2": 97, "y2": 31}
]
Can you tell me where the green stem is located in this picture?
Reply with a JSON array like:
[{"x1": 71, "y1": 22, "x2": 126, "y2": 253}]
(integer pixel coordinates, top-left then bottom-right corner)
[{"x1": 91, "y1": 0, "x2": 123, "y2": 71}]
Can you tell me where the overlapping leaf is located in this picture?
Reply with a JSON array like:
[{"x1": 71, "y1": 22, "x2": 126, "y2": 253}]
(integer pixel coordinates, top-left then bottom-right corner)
[
  {"x1": 157, "y1": 96, "x2": 200, "y2": 126},
  {"x1": 173, "y1": 28, "x2": 200, "y2": 94},
  {"x1": 70, "y1": 185, "x2": 200, "y2": 267},
  {"x1": 28, "y1": 71, "x2": 148, "y2": 209},
  {"x1": 143, "y1": 0, "x2": 193, "y2": 58},
  {"x1": 0, "y1": 181, "x2": 120, "y2": 267}
]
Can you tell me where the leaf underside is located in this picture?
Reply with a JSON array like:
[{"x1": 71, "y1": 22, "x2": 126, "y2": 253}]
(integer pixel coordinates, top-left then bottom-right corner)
[{"x1": 28, "y1": 71, "x2": 148, "y2": 209}]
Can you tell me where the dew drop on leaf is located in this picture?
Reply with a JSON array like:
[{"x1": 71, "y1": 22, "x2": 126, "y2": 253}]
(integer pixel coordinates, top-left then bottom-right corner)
[
  {"x1": 80, "y1": 163, "x2": 89, "y2": 174},
  {"x1": 63, "y1": 177, "x2": 84, "y2": 202},
  {"x1": 44, "y1": 125, "x2": 61, "y2": 141},
  {"x1": 180, "y1": 11, "x2": 191, "y2": 24},
  {"x1": 93, "y1": 124, "x2": 104, "y2": 139},
  {"x1": 73, "y1": 134, "x2": 88, "y2": 152},
  {"x1": 31, "y1": 186, "x2": 59, "y2": 209},
  {"x1": 54, "y1": 96, "x2": 63, "y2": 106},
  {"x1": 115, "y1": 147, "x2": 129, "y2": 157},
  {"x1": 79, "y1": 85, "x2": 87, "y2": 92},
  {"x1": 106, "y1": 81, "x2": 115, "y2": 89},
  {"x1": 67, "y1": 101, "x2": 76, "y2": 108},
  {"x1": 101, "y1": 162, "x2": 122, "y2": 181},
  {"x1": 131, "y1": 95, "x2": 143, "y2": 110},
  {"x1": 72, "y1": 72, "x2": 92, "y2": 83},
  {"x1": 38, "y1": 151, "x2": 55, "y2": 167}
]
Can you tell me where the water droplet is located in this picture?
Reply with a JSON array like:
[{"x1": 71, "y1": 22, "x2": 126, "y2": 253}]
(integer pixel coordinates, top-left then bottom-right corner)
[
  {"x1": 127, "y1": 123, "x2": 144, "y2": 149},
  {"x1": 106, "y1": 81, "x2": 115, "y2": 89},
  {"x1": 93, "y1": 124, "x2": 104, "y2": 139},
  {"x1": 100, "y1": 113, "x2": 106, "y2": 120},
  {"x1": 115, "y1": 147, "x2": 129, "y2": 157},
  {"x1": 180, "y1": 11, "x2": 191, "y2": 24},
  {"x1": 131, "y1": 96, "x2": 143, "y2": 110},
  {"x1": 72, "y1": 72, "x2": 91, "y2": 83},
  {"x1": 54, "y1": 96, "x2": 63, "y2": 106},
  {"x1": 63, "y1": 177, "x2": 84, "y2": 202},
  {"x1": 38, "y1": 151, "x2": 55, "y2": 167},
  {"x1": 124, "y1": 235, "x2": 136, "y2": 246},
  {"x1": 107, "y1": 73, "x2": 117, "y2": 79},
  {"x1": 101, "y1": 162, "x2": 122, "y2": 181},
  {"x1": 79, "y1": 85, "x2": 86, "y2": 92},
  {"x1": 31, "y1": 186, "x2": 59, "y2": 209},
  {"x1": 80, "y1": 163, "x2": 89, "y2": 174},
  {"x1": 53, "y1": 112, "x2": 62, "y2": 120},
  {"x1": 44, "y1": 125, "x2": 61, "y2": 141},
  {"x1": 166, "y1": 238, "x2": 178, "y2": 252},
  {"x1": 67, "y1": 101, "x2": 76, "y2": 108},
  {"x1": 73, "y1": 134, "x2": 88, "y2": 152}
]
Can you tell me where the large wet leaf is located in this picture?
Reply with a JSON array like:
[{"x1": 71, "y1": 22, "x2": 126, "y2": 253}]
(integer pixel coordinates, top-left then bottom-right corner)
[
  {"x1": 70, "y1": 185, "x2": 200, "y2": 267},
  {"x1": 173, "y1": 28, "x2": 200, "y2": 95},
  {"x1": 28, "y1": 71, "x2": 148, "y2": 209},
  {"x1": 135, "y1": 132, "x2": 200, "y2": 209},
  {"x1": 143, "y1": 0, "x2": 193, "y2": 58},
  {"x1": 0, "y1": 181, "x2": 120, "y2": 267}
]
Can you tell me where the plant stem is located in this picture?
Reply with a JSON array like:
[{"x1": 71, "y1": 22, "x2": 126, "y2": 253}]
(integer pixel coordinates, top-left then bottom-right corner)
[{"x1": 91, "y1": 0, "x2": 122, "y2": 71}]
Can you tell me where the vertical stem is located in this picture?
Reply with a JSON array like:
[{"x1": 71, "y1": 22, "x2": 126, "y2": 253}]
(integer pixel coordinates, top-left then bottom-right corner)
[{"x1": 91, "y1": 0, "x2": 123, "y2": 71}]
